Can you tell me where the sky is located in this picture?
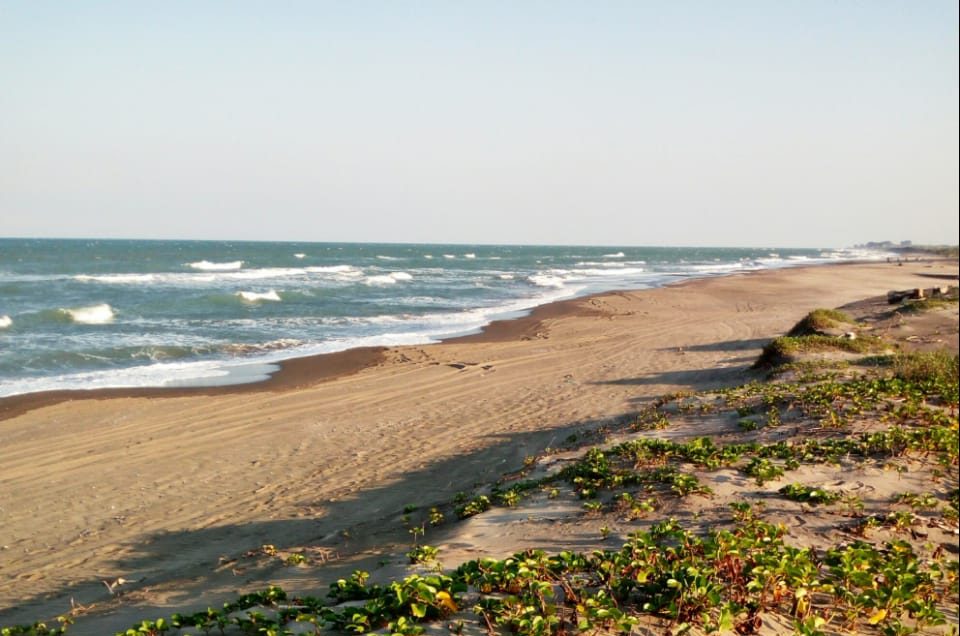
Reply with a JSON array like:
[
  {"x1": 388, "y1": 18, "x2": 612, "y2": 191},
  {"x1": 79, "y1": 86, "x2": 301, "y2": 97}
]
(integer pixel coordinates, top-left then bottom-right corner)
[{"x1": 1, "y1": 1, "x2": 957, "y2": 248}]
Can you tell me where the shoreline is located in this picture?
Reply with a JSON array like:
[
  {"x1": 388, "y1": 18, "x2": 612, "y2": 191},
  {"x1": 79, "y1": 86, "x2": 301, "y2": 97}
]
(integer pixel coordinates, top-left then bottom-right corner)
[
  {"x1": 0, "y1": 259, "x2": 891, "y2": 421},
  {"x1": 1, "y1": 258, "x2": 956, "y2": 630}
]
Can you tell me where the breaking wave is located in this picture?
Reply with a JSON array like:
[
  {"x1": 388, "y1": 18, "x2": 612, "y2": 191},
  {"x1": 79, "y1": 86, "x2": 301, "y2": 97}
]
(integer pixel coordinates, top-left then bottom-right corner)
[
  {"x1": 189, "y1": 260, "x2": 244, "y2": 271},
  {"x1": 62, "y1": 303, "x2": 115, "y2": 324},
  {"x1": 75, "y1": 273, "x2": 157, "y2": 283},
  {"x1": 528, "y1": 274, "x2": 567, "y2": 289},
  {"x1": 236, "y1": 290, "x2": 282, "y2": 302},
  {"x1": 365, "y1": 272, "x2": 414, "y2": 286}
]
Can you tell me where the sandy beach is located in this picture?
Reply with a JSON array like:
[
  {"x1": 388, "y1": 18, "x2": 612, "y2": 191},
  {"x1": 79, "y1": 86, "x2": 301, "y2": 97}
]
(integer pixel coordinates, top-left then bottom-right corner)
[{"x1": 1, "y1": 259, "x2": 957, "y2": 632}]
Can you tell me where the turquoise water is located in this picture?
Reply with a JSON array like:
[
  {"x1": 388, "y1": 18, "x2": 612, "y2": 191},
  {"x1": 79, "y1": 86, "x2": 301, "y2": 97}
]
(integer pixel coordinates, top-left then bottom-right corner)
[{"x1": 0, "y1": 239, "x2": 886, "y2": 396}]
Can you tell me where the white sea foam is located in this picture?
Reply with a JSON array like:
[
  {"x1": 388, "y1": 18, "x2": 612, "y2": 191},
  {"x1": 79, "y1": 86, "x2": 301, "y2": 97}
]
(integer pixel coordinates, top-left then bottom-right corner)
[
  {"x1": 189, "y1": 260, "x2": 244, "y2": 271},
  {"x1": 306, "y1": 265, "x2": 362, "y2": 276},
  {"x1": 688, "y1": 263, "x2": 748, "y2": 274},
  {"x1": 603, "y1": 252, "x2": 625, "y2": 258},
  {"x1": 528, "y1": 274, "x2": 567, "y2": 288},
  {"x1": 63, "y1": 303, "x2": 115, "y2": 324},
  {"x1": 2, "y1": 241, "x2": 904, "y2": 400},
  {"x1": 75, "y1": 273, "x2": 157, "y2": 284},
  {"x1": 365, "y1": 272, "x2": 413, "y2": 286},
  {"x1": 576, "y1": 261, "x2": 625, "y2": 268},
  {"x1": 236, "y1": 290, "x2": 282, "y2": 302},
  {"x1": 424, "y1": 254, "x2": 434, "y2": 259},
  {"x1": 0, "y1": 359, "x2": 274, "y2": 397},
  {"x1": 569, "y1": 267, "x2": 646, "y2": 278},
  {"x1": 134, "y1": 265, "x2": 362, "y2": 283},
  {"x1": 443, "y1": 254, "x2": 456, "y2": 259},
  {"x1": 341, "y1": 284, "x2": 584, "y2": 335},
  {"x1": 464, "y1": 253, "x2": 476, "y2": 259},
  {"x1": 3, "y1": 284, "x2": 610, "y2": 396},
  {"x1": 0, "y1": 263, "x2": 370, "y2": 286},
  {"x1": 377, "y1": 255, "x2": 401, "y2": 261},
  {"x1": 227, "y1": 267, "x2": 307, "y2": 280},
  {"x1": 92, "y1": 268, "x2": 291, "y2": 285},
  {"x1": 365, "y1": 275, "x2": 397, "y2": 286},
  {"x1": 222, "y1": 338, "x2": 302, "y2": 353},
  {"x1": 294, "y1": 253, "x2": 306, "y2": 259}
]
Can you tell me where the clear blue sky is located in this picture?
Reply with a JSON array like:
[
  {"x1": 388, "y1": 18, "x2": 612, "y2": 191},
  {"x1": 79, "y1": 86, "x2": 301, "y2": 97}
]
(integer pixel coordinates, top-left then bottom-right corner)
[{"x1": 1, "y1": 1, "x2": 957, "y2": 247}]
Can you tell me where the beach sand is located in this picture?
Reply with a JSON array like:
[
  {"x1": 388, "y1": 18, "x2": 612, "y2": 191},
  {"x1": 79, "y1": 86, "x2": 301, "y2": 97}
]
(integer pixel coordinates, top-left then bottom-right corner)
[{"x1": 1, "y1": 260, "x2": 957, "y2": 632}]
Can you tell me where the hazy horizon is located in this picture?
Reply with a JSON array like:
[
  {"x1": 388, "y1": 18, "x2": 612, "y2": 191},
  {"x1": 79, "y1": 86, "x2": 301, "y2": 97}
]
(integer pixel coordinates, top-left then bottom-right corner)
[
  {"x1": 2, "y1": 2, "x2": 957, "y2": 247},
  {"x1": 0, "y1": 235, "x2": 928, "y2": 251}
]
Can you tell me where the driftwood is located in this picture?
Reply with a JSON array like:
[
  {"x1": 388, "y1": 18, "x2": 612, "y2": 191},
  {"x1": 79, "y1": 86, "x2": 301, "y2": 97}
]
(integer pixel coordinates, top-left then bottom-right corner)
[
  {"x1": 888, "y1": 286, "x2": 955, "y2": 304},
  {"x1": 887, "y1": 288, "x2": 925, "y2": 304}
]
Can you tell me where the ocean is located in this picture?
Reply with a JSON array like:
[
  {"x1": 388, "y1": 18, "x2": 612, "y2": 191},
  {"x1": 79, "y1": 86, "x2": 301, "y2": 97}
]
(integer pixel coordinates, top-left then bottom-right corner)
[{"x1": 0, "y1": 239, "x2": 888, "y2": 397}]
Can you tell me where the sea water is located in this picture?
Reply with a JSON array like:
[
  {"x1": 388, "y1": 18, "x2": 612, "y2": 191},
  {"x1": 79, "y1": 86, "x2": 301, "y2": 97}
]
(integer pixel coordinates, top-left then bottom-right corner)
[{"x1": 0, "y1": 239, "x2": 889, "y2": 397}]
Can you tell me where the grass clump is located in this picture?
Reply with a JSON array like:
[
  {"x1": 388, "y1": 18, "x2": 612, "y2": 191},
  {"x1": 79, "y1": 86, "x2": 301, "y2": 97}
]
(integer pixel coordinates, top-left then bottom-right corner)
[
  {"x1": 754, "y1": 334, "x2": 884, "y2": 368},
  {"x1": 786, "y1": 308, "x2": 854, "y2": 337},
  {"x1": 896, "y1": 296, "x2": 958, "y2": 314},
  {"x1": 892, "y1": 351, "x2": 959, "y2": 402}
]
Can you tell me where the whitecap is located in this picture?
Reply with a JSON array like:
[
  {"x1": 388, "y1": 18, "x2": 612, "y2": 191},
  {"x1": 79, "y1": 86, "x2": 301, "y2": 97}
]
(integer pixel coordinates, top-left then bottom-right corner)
[
  {"x1": 63, "y1": 303, "x2": 115, "y2": 324},
  {"x1": 294, "y1": 253, "x2": 306, "y2": 259},
  {"x1": 0, "y1": 315, "x2": 11, "y2": 329},
  {"x1": 528, "y1": 274, "x2": 567, "y2": 289},
  {"x1": 74, "y1": 273, "x2": 157, "y2": 284},
  {"x1": 365, "y1": 275, "x2": 398, "y2": 286},
  {"x1": 464, "y1": 253, "x2": 476, "y2": 259},
  {"x1": 365, "y1": 272, "x2": 413, "y2": 286},
  {"x1": 236, "y1": 290, "x2": 282, "y2": 302},
  {"x1": 305, "y1": 265, "x2": 361, "y2": 274},
  {"x1": 424, "y1": 254, "x2": 434, "y2": 259},
  {"x1": 377, "y1": 255, "x2": 401, "y2": 261},
  {"x1": 498, "y1": 274, "x2": 515, "y2": 280},
  {"x1": 443, "y1": 254, "x2": 456, "y2": 259},
  {"x1": 189, "y1": 260, "x2": 243, "y2": 271},
  {"x1": 224, "y1": 267, "x2": 302, "y2": 280},
  {"x1": 576, "y1": 261, "x2": 625, "y2": 268},
  {"x1": 602, "y1": 252, "x2": 625, "y2": 258}
]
